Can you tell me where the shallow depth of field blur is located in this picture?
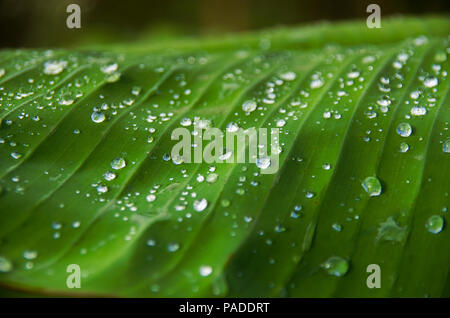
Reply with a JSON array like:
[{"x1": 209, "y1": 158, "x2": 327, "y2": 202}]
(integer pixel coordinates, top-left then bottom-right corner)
[{"x1": 0, "y1": 0, "x2": 448, "y2": 49}]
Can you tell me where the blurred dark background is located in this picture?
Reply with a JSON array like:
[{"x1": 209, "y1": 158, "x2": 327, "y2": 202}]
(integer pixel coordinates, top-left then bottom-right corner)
[{"x1": 0, "y1": 0, "x2": 448, "y2": 48}]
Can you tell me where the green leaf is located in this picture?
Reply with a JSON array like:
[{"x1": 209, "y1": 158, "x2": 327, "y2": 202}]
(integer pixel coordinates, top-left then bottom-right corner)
[{"x1": 0, "y1": 17, "x2": 449, "y2": 297}]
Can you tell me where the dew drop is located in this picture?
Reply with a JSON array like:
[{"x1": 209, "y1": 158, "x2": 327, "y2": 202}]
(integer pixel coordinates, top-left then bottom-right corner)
[
  {"x1": 22, "y1": 250, "x2": 38, "y2": 260},
  {"x1": 91, "y1": 111, "x2": 105, "y2": 123},
  {"x1": 410, "y1": 106, "x2": 427, "y2": 116},
  {"x1": 110, "y1": 157, "x2": 126, "y2": 170},
  {"x1": 321, "y1": 256, "x2": 349, "y2": 277},
  {"x1": 199, "y1": 265, "x2": 213, "y2": 277},
  {"x1": 443, "y1": 140, "x2": 450, "y2": 153},
  {"x1": 146, "y1": 194, "x2": 156, "y2": 202},
  {"x1": 193, "y1": 198, "x2": 208, "y2": 212},
  {"x1": 396, "y1": 122, "x2": 412, "y2": 137},
  {"x1": 280, "y1": 71, "x2": 296, "y2": 81},
  {"x1": 362, "y1": 176, "x2": 382, "y2": 197},
  {"x1": 96, "y1": 184, "x2": 108, "y2": 194},
  {"x1": 423, "y1": 76, "x2": 438, "y2": 88},
  {"x1": 426, "y1": 215, "x2": 444, "y2": 234},
  {"x1": 44, "y1": 60, "x2": 67, "y2": 75},
  {"x1": 399, "y1": 142, "x2": 409, "y2": 153},
  {"x1": 242, "y1": 100, "x2": 257, "y2": 113},
  {"x1": 256, "y1": 156, "x2": 271, "y2": 170},
  {"x1": 167, "y1": 243, "x2": 180, "y2": 252},
  {"x1": 0, "y1": 256, "x2": 13, "y2": 273},
  {"x1": 103, "y1": 171, "x2": 116, "y2": 181}
]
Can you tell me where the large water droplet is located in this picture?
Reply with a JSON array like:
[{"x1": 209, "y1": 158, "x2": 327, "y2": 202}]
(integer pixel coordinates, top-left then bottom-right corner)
[
  {"x1": 110, "y1": 157, "x2": 126, "y2": 170},
  {"x1": 44, "y1": 60, "x2": 67, "y2": 75},
  {"x1": 256, "y1": 156, "x2": 271, "y2": 170},
  {"x1": 396, "y1": 122, "x2": 412, "y2": 137},
  {"x1": 91, "y1": 111, "x2": 105, "y2": 123},
  {"x1": 242, "y1": 100, "x2": 257, "y2": 113},
  {"x1": 321, "y1": 256, "x2": 349, "y2": 277},
  {"x1": 426, "y1": 215, "x2": 444, "y2": 234},
  {"x1": 362, "y1": 176, "x2": 382, "y2": 197},
  {"x1": 193, "y1": 198, "x2": 208, "y2": 212},
  {"x1": 423, "y1": 76, "x2": 438, "y2": 88}
]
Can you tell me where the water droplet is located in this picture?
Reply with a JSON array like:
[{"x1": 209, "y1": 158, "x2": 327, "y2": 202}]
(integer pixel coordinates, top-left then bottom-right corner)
[
  {"x1": 96, "y1": 184, "x2": 108, "y2": 194},
  {"x1": 91, "y1": 111, "x2": 105, "y2": 123},
  {"x1": 310, "y1": 78, "x2": 324, "y2": 89},
  {"x1": 362, "y1": 176, "x2": 382, "y2": 197},
  {"x1": 426, "y1": 215, "x2": 444, "y2": 234},
  {"x1": 193, "y1": 198, "x2": 208, "y2": 212},
  {"x1": 22, "y1": 250, "x2": 38, "y2": 260},
  {"x1": 396, "y1": 122, "x2": 412, "y2": 137},
  {"x1": 167, "y1": 243, "x2": 180, "y2": 252},
  {"x1": 305, "y1": 191, "x2": 315, "y2": 199},
  {"x1": 111, "y1": 157, "x2": 126, "y2": 170},
  {"x1": 101, "y1": 63, "x2": 118, "y2": 75},
  {"x1": 180, "y1": 118, "x2": 192, "y2": 127},
  {"x1": 146, "y1": 194, "x2": 156, "y2": 202},
  {"x1": 321, "y1": 256, "x2": 349, "y2": 277},
  {"x1": 103, "y1": 171, "x2": 116, "y2": 181},
  {"x1": 242, "y1": 100, "x2": 257, "y2": 113},
  {"x1": 399, "y1": 142, "x2": 409, "y2": 153},
  {"x1": 332, "y1": 223, "x2": 342, "y2": 232},
  {"x1": 44, "y1": 60, "x2": 67, "y2": 75},
  {"x1": 206, "y1": 173, "x2": 218, "y2": 183},
  {"x1": 226, "y1": 122, "x2": 239, "y2": 132},
  {"x1": 423, "y1": 76, "x2": 438, "y2": 88},
  {"x1": 256, "y1": 156, "x2": 271, "y2": 170},
  {"x1": 443, "y1": 140, "x2": 450, "y2": 153},
  {"x1": 0, "y1": 256, "x2": 13, "y2": 273},
  {"x1": 221, "y1": 199, "x2": 230, "y2": 207},
  {"x1": 322, "y1": 163, "x2": 331, "y2": 170},
  {"x1": 10, "y1": 152, "x2": 22, "y2": 160},
  {"x1": 410, "y1": 106, "x2": 427, "y2": 116},
  {"x1": 199, "y1": 265, "x2": 213, "y2": 277},
  {"x1": 276, "y1": 119, "x2": 286, "y2": 127},
  {"x1": 280, "y1": 71, "x2": 296, "y2": 81}
]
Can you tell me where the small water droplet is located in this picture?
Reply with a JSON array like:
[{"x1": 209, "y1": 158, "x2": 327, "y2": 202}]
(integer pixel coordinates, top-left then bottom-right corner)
[
  {"x1": 199, "y1": 265, "x2": 213, "y2": 277},
  {"x1": 399, "y1": 142, "x2": 409, "y2": 153},
  {"x1": 167, "y1": 242, "x2": 180, "y2": 252},
  {"x1": 280, "y1": 71, "x2": 296, "y2": 81},
  {"x1": 22, "y1": 250, "x2": 38, "y2": 260},
  {"x1": 0, "y1": 256, "x2": 13, "y2": 273},
  {"x1": 443, "y1": 140, "x2": 450, "y2": 153}
]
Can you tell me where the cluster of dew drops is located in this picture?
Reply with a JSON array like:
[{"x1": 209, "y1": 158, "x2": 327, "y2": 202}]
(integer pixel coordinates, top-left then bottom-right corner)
[{"x1": 0, "y1": 41, "x2": 448, "y2": 290}]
